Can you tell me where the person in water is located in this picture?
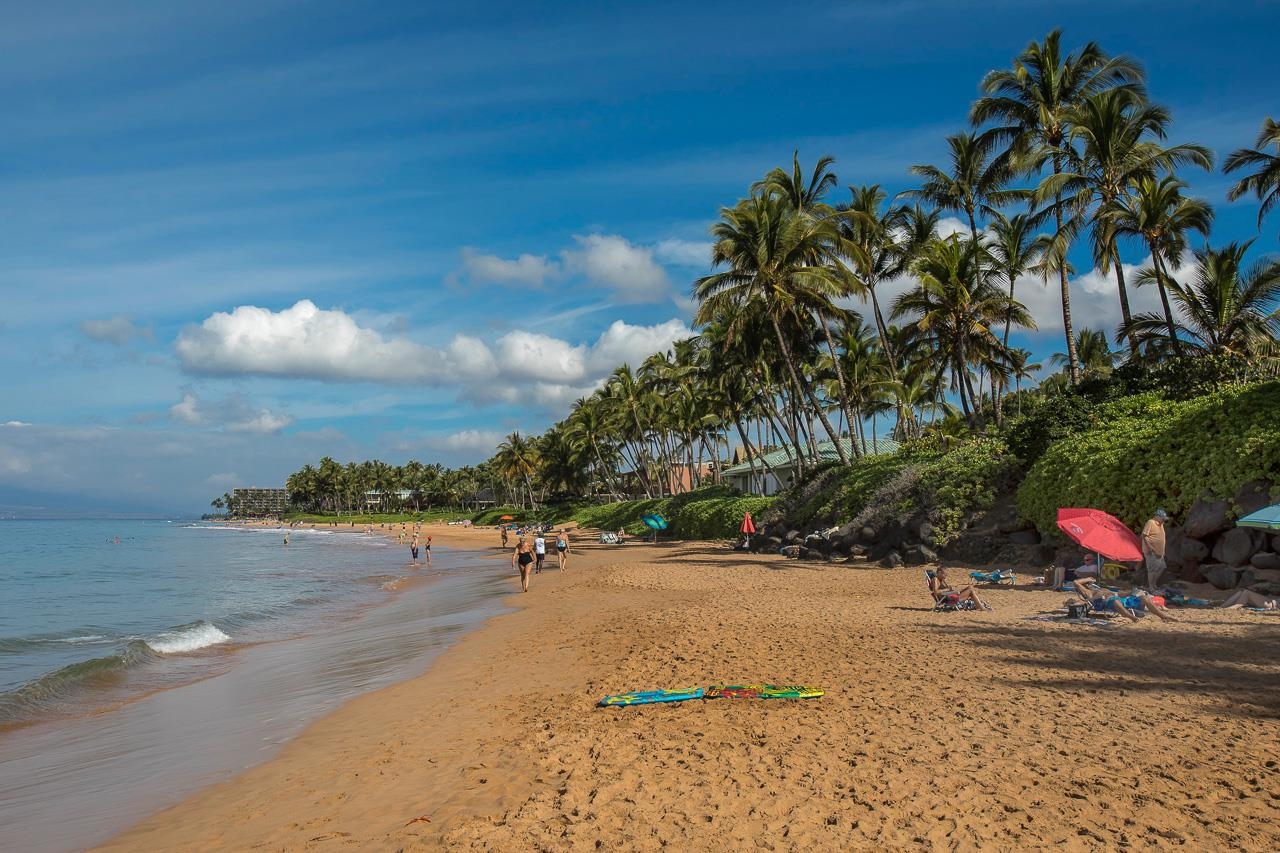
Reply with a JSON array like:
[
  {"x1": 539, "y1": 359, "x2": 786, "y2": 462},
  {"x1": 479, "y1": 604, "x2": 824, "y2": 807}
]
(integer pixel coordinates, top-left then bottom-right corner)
[
  {"x1": 410, "y1": 532, "x2": 420, "y2": 562},
  {"x1": 423, "y1": 535, "x2": 432, "y2": 566},
  {"x1": 512, "y1": 537, "x2": 534, "y2": 592}
]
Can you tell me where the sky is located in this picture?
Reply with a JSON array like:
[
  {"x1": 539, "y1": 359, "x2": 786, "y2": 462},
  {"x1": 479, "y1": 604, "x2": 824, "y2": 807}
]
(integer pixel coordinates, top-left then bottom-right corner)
[{"x1": 1, "y1": 0, "x2": 1277, "y2": 515}]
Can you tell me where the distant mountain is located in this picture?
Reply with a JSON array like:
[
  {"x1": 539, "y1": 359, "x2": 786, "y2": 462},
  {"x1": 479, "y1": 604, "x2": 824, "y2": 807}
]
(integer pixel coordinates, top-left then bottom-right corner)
[{"x1": 0, "y1": 485, "x2": 177, "y2": 519}]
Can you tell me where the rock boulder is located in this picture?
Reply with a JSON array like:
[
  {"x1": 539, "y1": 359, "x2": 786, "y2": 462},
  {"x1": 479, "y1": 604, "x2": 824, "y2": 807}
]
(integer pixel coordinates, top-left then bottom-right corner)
[
  {"x1": 1234, "y1": 479, "x2": 1275, "y2": 518},
  {"x1": 1008, "y1": 529, "x2": 1041, "y2": 545},
  {"x1": 1204, "y1": 564, "x2": 1238, "y2": 590},
  {"x1": 1183, "y1": 496, "x2": 1231, "y2": 539},
  {"x1": 1250, "y1": 552, "x2": 1280, "y2": 571},
  {"x1": 1212, "y1": 527, "x2": 1258, "y2": 567}
]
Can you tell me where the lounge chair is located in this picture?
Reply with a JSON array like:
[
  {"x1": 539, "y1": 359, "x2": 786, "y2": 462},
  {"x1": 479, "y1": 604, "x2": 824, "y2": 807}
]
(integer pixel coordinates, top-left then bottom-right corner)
[{"x1": 926, "y1": 570, "x2": 978, "y2": 611}]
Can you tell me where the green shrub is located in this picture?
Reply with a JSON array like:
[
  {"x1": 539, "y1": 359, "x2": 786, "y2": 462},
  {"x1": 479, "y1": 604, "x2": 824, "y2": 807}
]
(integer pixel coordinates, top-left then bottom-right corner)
[
  {"x1": 1017, "y1": 380, "x2": 1280, "y2": 537},
  {"x1": 916, "y1": 437, "x2": 1019, "y2": 543}
]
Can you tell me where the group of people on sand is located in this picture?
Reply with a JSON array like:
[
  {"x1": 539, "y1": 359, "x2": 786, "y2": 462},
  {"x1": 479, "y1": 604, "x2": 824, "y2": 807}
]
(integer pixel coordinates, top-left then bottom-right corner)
[
  {"x1": 510, "y1": 529, "x2": 570, "y2": 592},
  {"x1": 930, "y1": 507, "x2": 1278, "y2": 620}
]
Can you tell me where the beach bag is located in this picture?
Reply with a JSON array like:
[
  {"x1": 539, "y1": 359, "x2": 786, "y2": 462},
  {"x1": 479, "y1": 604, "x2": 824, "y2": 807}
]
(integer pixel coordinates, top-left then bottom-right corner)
[{"x1": 1065, "y1": 602, "x2": 1089, "y2": 619}]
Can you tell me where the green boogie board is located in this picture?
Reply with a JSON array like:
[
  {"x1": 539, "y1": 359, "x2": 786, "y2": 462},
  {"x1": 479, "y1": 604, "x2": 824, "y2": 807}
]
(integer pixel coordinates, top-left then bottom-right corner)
[
  {"x1": 705, "y1": 684, "x2": 823, "y2": 700},
  {"x1": 598, "y1": 687, "x2": 704, "y2": 707}
]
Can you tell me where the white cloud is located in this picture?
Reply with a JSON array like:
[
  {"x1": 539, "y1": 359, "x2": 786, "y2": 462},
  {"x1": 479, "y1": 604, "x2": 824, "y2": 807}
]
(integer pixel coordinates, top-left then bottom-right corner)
[
  {"x1": 174, "y1": 300, "x2": 692, "y2": 409},
  {"x1": 175, "y1": 300, "x2": 442, "y2": 383},
  {"x1": 403, "y1": 429, "x2": 507, "y2": 453},
  {"x1": 561, "y1": 234, "x2": 671, "y2": 303},
  {"x1": 168, "y1": 392, "x2": 293, "y2": 434},
  {"x1": 459, "y1": 247, "x2": 557, "y2": 286},
  {"x1": 79, "y1": 316, "x2": 152, "y2": 345},
  {"x1": 3, "y1": 421, "x2": 31, "y2": 428},
  {"x1": 653, "y1": 238, "x2": 713, "y2": 267}
]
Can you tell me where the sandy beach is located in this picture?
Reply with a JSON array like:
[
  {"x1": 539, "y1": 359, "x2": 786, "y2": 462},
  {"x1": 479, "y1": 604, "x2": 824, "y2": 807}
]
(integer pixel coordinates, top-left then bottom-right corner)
[{"x1": 99, "y1": 524, "x2": 1280, "y2": 851}]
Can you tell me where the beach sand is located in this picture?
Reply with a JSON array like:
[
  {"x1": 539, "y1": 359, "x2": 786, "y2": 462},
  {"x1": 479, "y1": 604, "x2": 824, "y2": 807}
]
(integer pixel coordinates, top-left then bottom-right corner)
[{"x1": 100, "y1": 525, "x2": 1280, "y2": 851}]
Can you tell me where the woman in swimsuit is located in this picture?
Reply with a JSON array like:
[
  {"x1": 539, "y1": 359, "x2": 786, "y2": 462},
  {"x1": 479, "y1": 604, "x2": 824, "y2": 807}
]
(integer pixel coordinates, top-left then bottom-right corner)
[
  {"x1": 512, "y1": 537, "x2": 534, "y2": 592},
  {"x1": 556, "y1": 530, "x2": 570, "y2": 571}
]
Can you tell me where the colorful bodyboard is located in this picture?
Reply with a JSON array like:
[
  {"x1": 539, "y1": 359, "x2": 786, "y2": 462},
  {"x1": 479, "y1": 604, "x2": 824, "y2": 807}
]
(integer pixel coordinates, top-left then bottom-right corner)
[
  {"x1": 705, "y1": 684, "x2": 824, "y2": 700},
  {"x1": 598, "y1": 687, "x2": 704, "y2": 707}
]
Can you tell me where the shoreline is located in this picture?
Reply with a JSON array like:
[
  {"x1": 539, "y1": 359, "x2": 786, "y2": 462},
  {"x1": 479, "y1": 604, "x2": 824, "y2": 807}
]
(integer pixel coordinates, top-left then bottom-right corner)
[
  {"x1": 99, "y1": 531, "x2": 1280, "y2": 851},
  {"x1": 0, "y1": 524, "x2": 511, "y2": 852}
]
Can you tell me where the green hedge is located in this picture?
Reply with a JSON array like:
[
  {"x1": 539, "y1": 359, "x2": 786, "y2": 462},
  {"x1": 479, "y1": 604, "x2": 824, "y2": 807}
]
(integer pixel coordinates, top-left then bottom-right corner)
[
  {"x1": 1017, "y1": 381, "x2": 1280, "y2": 536},
  {"x1": 568, "y1": 486, "x2": 774, "y2": 540}
]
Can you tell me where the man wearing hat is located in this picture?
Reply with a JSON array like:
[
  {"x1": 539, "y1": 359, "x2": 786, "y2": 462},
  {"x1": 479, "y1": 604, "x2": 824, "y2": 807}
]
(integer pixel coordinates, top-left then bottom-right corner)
[{"x1": 1141, "y1": 508, "x2": 1169, "y2": 590}]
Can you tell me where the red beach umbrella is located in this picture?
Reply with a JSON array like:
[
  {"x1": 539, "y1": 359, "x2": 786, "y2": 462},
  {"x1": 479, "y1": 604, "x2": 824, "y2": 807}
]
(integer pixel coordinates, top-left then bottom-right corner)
[
  {"x1": 1055, "y1": 508, "x2": 1143, "y2": 562},
  {"x1": 741, "y1": 512, "x2": 756, "y2": 535},
  {"x1": 499, "y1": 515, "x2": 515, "y2": 521}
]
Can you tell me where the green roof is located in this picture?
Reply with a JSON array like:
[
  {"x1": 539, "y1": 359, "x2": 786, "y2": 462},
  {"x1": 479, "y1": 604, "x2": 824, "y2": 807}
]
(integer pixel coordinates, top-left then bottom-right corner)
[{"x1": 721, "y1": 437, "x2": 900, "y2": 477}]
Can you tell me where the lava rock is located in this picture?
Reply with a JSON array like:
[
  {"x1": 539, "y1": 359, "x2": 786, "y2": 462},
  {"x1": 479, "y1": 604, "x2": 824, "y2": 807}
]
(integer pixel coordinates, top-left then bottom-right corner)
[
  {"x1": 1250, "y1": 552, "x2": 1280, "y2": 571},
  {"x1": 1236, "y1": 568, "x2": 1257, "y2": 589},
  {"x1": 916, "y1": 521, "x2": 935, "y2": 543},
  {"x1": 1204, "y1": 564, "x2": 1239, "y2": 590},
  {"x1": 1233, "y1": 479, "x2": 1275, "y2": 518},
  {"x1": 1212, "y1": 527, "x2": 1258, "y2": 567},
  {"x1": 1183, "y1": 496, "x2": 1231, "y2": 539},
  {"x1": 879, "y1": 550, "x2": 903, "y2": 568},
  {"x1": 1008, "y1": 529, "x2": 1041, "y2": 545},
  {"x1": 785, "y1": 529, "x2": 802, "y2": 544}
]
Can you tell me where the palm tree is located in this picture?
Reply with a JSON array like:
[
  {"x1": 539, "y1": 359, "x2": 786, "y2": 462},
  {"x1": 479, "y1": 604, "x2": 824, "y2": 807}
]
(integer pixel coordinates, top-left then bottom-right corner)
[
  {"x1": 1006, "y1": 348, "x2": 1042, "y2": 417},
  {"x1": 1048, "y1": 328, "x2": 1118, "y2": 378},
  {"x1": 1050, "y1": 88, "x2": 1213, "y2": 351},
  {"x1": 892, "y1": 236, "x2": 1034, "y2": 426},
  {"x1": 987, "y1": 212, "x2": 1048, "y2": 352},
  {"x1": 972, "y1": 28, "x2": 1144, "y2": 383},
  {"x1": 695, "y1": 192, "x2": 852, "y2": 464},
  {"x1": 1224, "y1": 117, "x2": 1280, "y2": 239},
  {"x1": 902, "y1": 131, "x2": 1024, "y2": 242},
  {"x1": 1122, "y1": 242, "x2": 1280, "y2": 359},
  {"x1": 1107, "y1": 175, "x2": 1214, "y2": 352},
  {"x1": 754, "y1": 150, "x2": 839, "y2": 214},
  {"x1": 494, "y1": 432, "x2": 540, "y2": 509}
]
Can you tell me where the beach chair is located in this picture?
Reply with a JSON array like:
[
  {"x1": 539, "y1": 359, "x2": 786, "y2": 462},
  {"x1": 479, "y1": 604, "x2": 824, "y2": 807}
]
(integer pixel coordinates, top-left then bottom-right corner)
[{"x1": 926, "y1": 570, "x2": 977, "y2": 611}]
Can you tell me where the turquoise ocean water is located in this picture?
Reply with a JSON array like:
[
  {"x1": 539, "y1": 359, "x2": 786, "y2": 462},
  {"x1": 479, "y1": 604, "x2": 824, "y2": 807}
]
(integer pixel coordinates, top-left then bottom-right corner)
[{"x1": 0, "y1": 519, "x2": 510, "y2": 851}]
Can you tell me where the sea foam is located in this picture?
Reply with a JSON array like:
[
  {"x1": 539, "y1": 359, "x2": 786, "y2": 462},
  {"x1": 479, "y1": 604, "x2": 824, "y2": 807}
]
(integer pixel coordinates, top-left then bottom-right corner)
[{"x1": 145, "y1": 621, "x2": 232, "y2": 654}]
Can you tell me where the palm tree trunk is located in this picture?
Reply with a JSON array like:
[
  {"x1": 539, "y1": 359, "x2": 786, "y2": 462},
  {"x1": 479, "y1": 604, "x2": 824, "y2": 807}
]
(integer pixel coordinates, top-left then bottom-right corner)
[
  {"x1": 1150, "y1": 250, "x2": 1184, "y2": 355},
  {"x1": 767, "y1": 313, "x2": 849, "y2": 465},
  {"x1": 819, "y1": 323, "x2": 861, "y2": 460},
  {"x1": 1111, "y1": 243, "x2": 1137, "y2": 353},
  {"x1": 1053, "y1": 155, "x2": 1081, "y2": 384}
]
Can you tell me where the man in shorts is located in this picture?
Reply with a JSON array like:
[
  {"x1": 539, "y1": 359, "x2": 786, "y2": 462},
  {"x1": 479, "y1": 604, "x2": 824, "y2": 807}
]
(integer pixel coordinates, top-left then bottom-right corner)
[
  {"x1": 533, "y1": 533, "x2": 547, "y2": 573},
  {"x1": 1141, "y1": 508, "x2": 1169, "y2": 590}
]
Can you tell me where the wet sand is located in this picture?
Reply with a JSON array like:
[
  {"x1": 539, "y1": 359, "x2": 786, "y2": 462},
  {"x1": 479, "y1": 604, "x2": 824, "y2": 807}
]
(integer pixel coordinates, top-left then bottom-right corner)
[{"x1": 102, "y1": 526, "x2": 1280, "y2": 851}]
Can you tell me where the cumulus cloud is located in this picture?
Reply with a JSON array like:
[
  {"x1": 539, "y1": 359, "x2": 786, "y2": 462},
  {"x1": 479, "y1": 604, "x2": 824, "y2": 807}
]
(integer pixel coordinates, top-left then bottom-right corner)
[
  {"x1": 175, "y1": 300, "x2": 441, "y2": 382},
  {"x1": 79, "y1": 316, "x2": 152, "y2": 345},
  {"x1": 3, "y1": 421, "x2": 31, "y2": 428},
  {"x1": 168, "y1": 391, "x2": 292, "y2": 434},
  {"x1": 458, "y1": 247, "x2": 557, "y2": 287},
  {"x1": 396, "y1": 429, "x2": 508, "y2": 453},
  {"x1": 561, "y1": 234, "x2": 671, "y2": 303},
  {"x1": 174, "y1": 300, "x2": 692, "y2": 409},
  {"x1": 653, "y1": 238, "x2": 713, "y2": 267}
]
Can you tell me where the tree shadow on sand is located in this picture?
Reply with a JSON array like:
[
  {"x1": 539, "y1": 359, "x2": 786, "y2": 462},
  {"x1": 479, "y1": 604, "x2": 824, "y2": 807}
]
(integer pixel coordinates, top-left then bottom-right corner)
[{"x1": 931, "y1": 621, "x2": 1280, "y2": 719}]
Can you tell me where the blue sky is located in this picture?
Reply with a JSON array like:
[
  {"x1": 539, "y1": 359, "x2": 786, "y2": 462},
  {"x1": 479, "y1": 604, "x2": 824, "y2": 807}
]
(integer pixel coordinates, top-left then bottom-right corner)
[{"x1": 2, "y1": 0, "x2": 1277, "y2": 514}]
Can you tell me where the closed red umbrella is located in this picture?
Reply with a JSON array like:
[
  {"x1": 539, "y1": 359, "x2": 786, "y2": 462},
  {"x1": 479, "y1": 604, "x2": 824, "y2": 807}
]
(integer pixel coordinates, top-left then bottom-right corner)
[
  {"x1": 741, "y1": 512, "x2": 756, "y2": 534},
  {"x1": 1055, "y1": 508, "x2": 1143, "y2": 562}
]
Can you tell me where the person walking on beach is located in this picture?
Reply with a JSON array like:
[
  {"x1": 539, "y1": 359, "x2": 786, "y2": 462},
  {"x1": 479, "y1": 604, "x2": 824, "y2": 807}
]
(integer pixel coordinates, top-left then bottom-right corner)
[
  {"x1": 501, "y1": 526, "x2": 509, "y2": 548},
  {"x1": 556, "y1": 530, "x2": 570, "y2": 570},
  {"x1": 410, "y1": 532, "x2": 420, "y2": 563},
  {"x1": 1141, "y1": 509, "x2": 1169, "y2": 590},
  {"x1": 533, "y1": 533, "x2": 547, "y2": 573},
  {"x1": 512, "y1": 537, "x2": 534, "y2": 592}
]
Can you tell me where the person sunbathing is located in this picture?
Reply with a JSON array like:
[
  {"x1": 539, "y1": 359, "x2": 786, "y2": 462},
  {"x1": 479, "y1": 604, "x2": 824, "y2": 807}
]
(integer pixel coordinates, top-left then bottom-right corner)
[
  {"x1": 1219, "y1": 589, "x2": 1279, "y2": 610},
  {"x1": 1072, "y1": 578, "x2": 1181, "y2": 622},
  {"x1": 930, "y1": 567, "x2": 991, "y2": 610}
]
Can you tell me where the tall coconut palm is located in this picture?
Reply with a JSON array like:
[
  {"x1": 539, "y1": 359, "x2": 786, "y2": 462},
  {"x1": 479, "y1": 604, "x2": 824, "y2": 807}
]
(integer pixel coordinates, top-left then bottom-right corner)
[
  {"x1": 695, "y1": 192, "x2": 853, "y2": 464},
  {"x1": 1006, "y1": 348, "x2": 1042, "y2": 417},
  {"x1": 494, "y1": 431, "x2": 539, "y2": 509},
  {"x1": 902, "y1": 131, "x2": 1025, "y2": 242},
  {"x1": 892, "y1": 236, "x2": 1034, "y2": 426},
  {"x1": 754, "y1": 150, "x2": 840, "y2": 214},
  {"x1": 1122, "y1": 242, "x2": 1280, "y2": 359},
  {"x1": 1048, "y1": 89, "x2": 1213, "y2": 351},
  {"x1": 986, "y1": 212, "x2": 1049, "y2": 352},
  {"x1": 972, "y1": 28, "x2": 1145, "y2": 383},
  {"x1": 1107, "y1": 175, "x2": 1214, "y2": 352},
  {"x1": 1224, "y1": 117, "x2": 1280, "y2": 239},
  {"x1": 1048, "y1": 328, "x2": 1118, "y2": 378}
]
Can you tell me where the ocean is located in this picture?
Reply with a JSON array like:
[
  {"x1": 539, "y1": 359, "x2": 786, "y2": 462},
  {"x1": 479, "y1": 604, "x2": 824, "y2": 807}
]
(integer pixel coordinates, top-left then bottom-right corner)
[{"x1": 0, "y1": 519, "x2": 511, "y2": 852}]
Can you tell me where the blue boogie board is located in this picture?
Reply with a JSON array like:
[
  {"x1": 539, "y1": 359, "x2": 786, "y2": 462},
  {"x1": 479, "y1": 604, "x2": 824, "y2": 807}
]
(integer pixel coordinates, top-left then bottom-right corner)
[{"x1": 598, "y1": 687, "x2": 704, "y2": 707}]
